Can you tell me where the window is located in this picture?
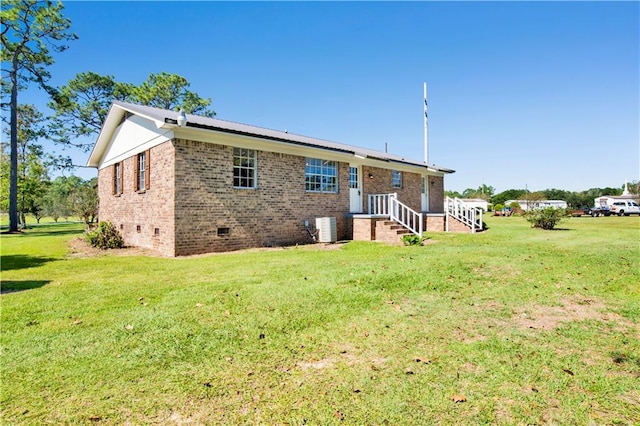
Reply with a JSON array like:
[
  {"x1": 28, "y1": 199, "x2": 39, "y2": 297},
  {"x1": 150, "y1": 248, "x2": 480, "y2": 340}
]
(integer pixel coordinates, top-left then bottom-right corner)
[
  {"x1": 134, "y1": 150, "x2": 150, "y2": 191},
  {"x1": 349, "y1": 167, "x2": 358, "y2": 189},
  {"x1": 233, "y1": 148, "x2": 257, "y2": 188},
  {"x1": 113, "y1": 162, "x2": 122, "y2": 195},
  {"x1": 392, "y1": 170, "x2": 402, "y2": 188},
  {"x1": 305, "y1": 158, "x2": 338, "y2": 193}
]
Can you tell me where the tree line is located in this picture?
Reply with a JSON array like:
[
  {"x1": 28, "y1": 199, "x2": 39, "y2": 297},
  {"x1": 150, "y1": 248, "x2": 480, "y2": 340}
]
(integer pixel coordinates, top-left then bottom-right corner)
[
  {"x1": 1, "y1": 1, "x2": 215, "y2": 232},
  {"x1": 446, "y1": 183, "x2": 640, "y2": 209}
]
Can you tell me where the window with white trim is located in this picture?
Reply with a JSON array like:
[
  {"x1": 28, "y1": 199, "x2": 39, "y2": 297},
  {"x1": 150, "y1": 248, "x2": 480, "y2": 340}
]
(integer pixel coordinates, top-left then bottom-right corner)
[
  {"x1": 349, "y1": 167, "x2": 358, "y2": 189},
  {"x1": 392, "y1": 170, "x2": 402, "y2": 188},
  {"x1": 134, "y1": 150, "x2": 150, "y2": 192},
  {"x1": 305, "y1": 158, "x2": 338, "y2": 193},
  {"x1": 113, "y1": 162, "x2": 122, "y2": 195},
  {"x1": 233, "y1": 148, "x2": 257, "y2": 188}
]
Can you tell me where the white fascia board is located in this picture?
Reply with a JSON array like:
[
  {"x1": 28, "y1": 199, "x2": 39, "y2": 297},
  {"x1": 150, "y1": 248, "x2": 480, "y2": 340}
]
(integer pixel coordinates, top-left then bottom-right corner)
[
  {"x1": 97, "y1": 114, "x2": 174, "y2": 170},
  {"x1": 174, "y1": 126, "x2": 442, "y2": 176},
  {"x1": 88, "y1": 105, "x2": 169, "y2": 168},
  {"x1": 87, "y1": 106, "x2": 124, "y2": 167}
]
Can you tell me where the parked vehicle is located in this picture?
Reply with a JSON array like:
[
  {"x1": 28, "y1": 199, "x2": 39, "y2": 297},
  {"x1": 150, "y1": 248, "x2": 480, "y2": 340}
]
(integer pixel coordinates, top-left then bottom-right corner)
[
  {"x1": 588, "y1": 206, "x2": 611, "y2": 217},
  {"x1": 570, "y1": 207, "x2": 591, "y2": 217},
  {"x1": 610, "y1": 200, "x2": 640, "y2": 216},
  {"x1": 588, "y1": 201, "x2": 612, "y2": 217}
]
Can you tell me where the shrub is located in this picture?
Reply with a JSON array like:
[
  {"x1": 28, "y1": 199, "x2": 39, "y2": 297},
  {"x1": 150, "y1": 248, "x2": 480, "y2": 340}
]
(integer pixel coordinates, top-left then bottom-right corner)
[
  {"x1": 523, "y1": 207, "x2": 569, "y2": 230},
  {"x1": 402, "y1": 234, "x2": 426, "y2": 246},
  {"x1": 86, "y1": 221, "x2": 125, "y2": 249}
]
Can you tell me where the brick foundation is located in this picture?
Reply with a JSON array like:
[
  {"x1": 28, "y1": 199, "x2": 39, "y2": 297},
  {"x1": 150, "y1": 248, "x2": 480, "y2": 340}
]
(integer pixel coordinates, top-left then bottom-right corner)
[
  {"x1": 352, "y1": 216, "x2": 389, "y2": 241},
  {"x1": 447, "y1": 216, "x2": 474, "y2": 233},
  {"x1": 425, "y1": 214, "x2": 445, "y2": 231}
]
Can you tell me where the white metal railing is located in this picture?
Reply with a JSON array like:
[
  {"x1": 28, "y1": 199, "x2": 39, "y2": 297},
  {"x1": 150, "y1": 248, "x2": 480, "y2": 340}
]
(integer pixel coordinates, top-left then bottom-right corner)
[
  {"x1": 368, "y1": 193, "x2": 423, "y2": 236},
  {"x1": 445, "y1": 197, "x2": 484, "y2": 233},
  {"x1": 368, "y1": 193, "x2": 395, "y2": 216},
  {"x1": 390, "y1": 196, "x2": 423, "y2": 236}
]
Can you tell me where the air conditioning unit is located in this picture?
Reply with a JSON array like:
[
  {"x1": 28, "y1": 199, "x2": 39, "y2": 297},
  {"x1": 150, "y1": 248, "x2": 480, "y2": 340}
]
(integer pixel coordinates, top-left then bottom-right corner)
[{"x1": 315, "y1": 217, "x2": 337, "y2": 243}]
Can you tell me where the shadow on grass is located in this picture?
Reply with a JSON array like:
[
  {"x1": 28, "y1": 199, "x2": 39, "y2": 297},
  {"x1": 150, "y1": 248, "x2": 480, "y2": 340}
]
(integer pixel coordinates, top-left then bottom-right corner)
[
  {"x1": 2, "y1": 224, "x2": 84, "y2": 238},
  {"x1": 1, "y1": 254, "x2": 57, "y2": 271},
  {"x1": 1, "y1": 280, "x2": 51, "y2": 294},
  {"x1": 21, "y1": 228, "x2": 84, "y2": 237}
]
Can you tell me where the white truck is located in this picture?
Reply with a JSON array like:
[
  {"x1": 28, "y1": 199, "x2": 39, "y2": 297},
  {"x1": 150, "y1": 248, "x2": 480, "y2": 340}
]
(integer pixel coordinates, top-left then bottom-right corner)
[{"x1": 609, "y1": 200, "x2": 640, "y2": 216}]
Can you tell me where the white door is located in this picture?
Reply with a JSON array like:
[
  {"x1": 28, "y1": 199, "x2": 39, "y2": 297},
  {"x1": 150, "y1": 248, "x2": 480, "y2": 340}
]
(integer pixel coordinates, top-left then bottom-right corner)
[
  {"x1": 421, "y1": 176, "x2": 429, "y2": 212},
  {"x1": 349, "y1": 166, "x2": 363, "y2": 213}
]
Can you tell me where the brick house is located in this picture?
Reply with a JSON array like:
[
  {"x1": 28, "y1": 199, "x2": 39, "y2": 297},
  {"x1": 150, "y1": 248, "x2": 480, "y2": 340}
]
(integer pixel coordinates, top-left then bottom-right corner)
[{"x1": 87, "y1": 101, "x2": 460, "y2": 256}]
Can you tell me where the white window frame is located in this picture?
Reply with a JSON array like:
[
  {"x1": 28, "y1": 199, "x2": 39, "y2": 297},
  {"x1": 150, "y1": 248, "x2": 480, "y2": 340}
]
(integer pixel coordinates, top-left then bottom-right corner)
[
  {"x1": 233, "y1": 148, "x2": 257, "y2": 189},
  {"x1": 392, "y1": 170, "x2": 402, "y2": 188},
  {"x1": 137, "y1": 152, "x2": 146, "y2": 191},
  {"x1": 349, "y1": 166, "x2": 358, "y2": 189},
  {"x1": 114, "y1": 162, "x2": 122, "y2": 195},
  {"x1": 305, "y1": 158, "x2": 338, "y2": 193}
]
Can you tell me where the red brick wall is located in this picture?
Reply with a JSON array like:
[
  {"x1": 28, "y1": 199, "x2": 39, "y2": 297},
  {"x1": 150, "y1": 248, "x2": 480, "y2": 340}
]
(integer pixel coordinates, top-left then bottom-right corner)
[
  {"x1": 97, "y1": 138, "x2": 448, "y2": 256},
  {"x1": 447, "y1": 216, "x2": 473, "y2": 233},
  {"x1": 425, "y1": 214, "x2": 445, "y2": 231},
  {"x1": 173, "y1": 139, "x2": 351, "y2": 255},
  {"x1": 428, "y1": 176, "x2": 444, "y2": 213},
  {"x1": 362, "y1": 166, "x2": 422, "y2": 212},
  {"x1": 352, "y1": 217, "x2": 389, "y2": 241},
  {"x1": 97, "y1": 141, "x2": 176, "y2": 255}
]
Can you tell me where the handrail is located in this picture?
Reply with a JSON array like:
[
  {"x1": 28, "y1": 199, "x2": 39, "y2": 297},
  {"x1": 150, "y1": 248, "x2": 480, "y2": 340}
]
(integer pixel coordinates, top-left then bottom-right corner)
[
  {"x1": 368, "y1": 193, "x2": 396, "y2": 216},
  {"x1": 445, "y1": 197, "x2": 483, "y2": 233},
  {"x1": 368, "y1": 193, "x2": 423, "y2": 236},
  {"x1": 390, "y1": 196, "x2": 423, "y2": 236}
]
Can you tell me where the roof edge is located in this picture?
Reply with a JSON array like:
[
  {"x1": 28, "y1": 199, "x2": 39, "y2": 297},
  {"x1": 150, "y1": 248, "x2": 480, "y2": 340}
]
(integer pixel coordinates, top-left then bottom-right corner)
[{"x1": 88, "y1": 100, "x2": 455, "y2": 174}]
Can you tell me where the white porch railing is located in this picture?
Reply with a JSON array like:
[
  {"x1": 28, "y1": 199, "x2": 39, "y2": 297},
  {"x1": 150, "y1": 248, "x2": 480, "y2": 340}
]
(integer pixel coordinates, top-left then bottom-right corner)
[
  {"x1": 368, "y1": 193, "x2": 423, "y2": 236},
  {"x1": 368, "y1": 193, "x2": 395, "y2": 216},
  {"x1": 445, "y1": 197, "x2": 484, "y2": 233}
]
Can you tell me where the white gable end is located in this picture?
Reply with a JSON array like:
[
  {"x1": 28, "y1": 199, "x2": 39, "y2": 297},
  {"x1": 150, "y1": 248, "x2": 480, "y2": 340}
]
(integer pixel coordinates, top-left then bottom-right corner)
[{"x1": 98, "y1": 114, "x2": 173, "y2": 170}]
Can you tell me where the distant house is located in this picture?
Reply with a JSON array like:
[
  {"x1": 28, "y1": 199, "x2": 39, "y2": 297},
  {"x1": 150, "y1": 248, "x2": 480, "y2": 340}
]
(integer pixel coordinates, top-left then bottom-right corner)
[
  {"x1": 459, "y1": 198, "x2": 489, "y2": 211},
  {"x1": 504, "y1": 199, "x2": 568, "y2": 211},
  {"x1": 87, "y1": 101, "x2": 474, "y2": 256}
]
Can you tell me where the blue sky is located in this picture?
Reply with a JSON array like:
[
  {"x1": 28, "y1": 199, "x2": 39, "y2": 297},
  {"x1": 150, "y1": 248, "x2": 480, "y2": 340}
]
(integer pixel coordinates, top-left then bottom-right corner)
[{"x1": 19, "y1": 1, "x2": 640, "y2": 193}]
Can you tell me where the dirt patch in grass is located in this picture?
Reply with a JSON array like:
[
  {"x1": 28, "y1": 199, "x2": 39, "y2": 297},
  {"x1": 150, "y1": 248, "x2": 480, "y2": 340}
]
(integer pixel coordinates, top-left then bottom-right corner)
[
  {"x1": 298, "y1": 358, "x2": 337, "y2": 370},
  {"x1": 67, "y1": 237, "x2": 164, "y2": 258},
  {"x1": 67, "y1": 237, "x2": 344, "y2": 259},
  {"x1": 511, "y1": 297, "x2": 631, "y2": 331},
  {"x1": 297, "y1": 345, "x2": 388, "y2": 373}
]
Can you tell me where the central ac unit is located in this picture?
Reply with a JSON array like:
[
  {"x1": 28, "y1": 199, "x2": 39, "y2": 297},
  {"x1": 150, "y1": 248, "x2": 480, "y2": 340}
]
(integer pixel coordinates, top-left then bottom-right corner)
[{"x1": 315, "y1": 217, "x2": 337, "y2": 243}]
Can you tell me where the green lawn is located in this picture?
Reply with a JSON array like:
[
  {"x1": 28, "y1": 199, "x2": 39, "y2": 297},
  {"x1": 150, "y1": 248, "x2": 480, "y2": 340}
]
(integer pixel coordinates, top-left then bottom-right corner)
[
  {"x1": 0, "y1": 213, "x2": 83, "y2": 227},
  {"x1": 1, "y1": 216, "x2": 639, "y2": 424}
]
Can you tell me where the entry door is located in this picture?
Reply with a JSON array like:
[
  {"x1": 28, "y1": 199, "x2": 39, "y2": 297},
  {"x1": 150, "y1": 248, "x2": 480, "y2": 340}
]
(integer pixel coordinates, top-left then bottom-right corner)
[
  {"x1": 349, "y1": 166, "x2": 363, "y2": 213},
  {"x1": 421, "y1": 176, "x2": 429, "y2": 212}
]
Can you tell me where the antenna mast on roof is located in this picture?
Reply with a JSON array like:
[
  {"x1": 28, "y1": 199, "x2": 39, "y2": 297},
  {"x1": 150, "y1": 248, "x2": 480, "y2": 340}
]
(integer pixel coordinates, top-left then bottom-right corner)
[{"x1": 423, "y1": 82, "x2": 429, "y2": 164}]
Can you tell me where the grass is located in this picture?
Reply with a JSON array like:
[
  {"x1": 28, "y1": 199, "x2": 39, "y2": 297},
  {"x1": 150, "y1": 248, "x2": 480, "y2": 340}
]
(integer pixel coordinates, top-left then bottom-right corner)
[
  {"x1": 0, "y1": 213, "x2": 83, "y2": 227},
  {"x1": 1, "y1": 216, "x2": 639, "y2": 424}
]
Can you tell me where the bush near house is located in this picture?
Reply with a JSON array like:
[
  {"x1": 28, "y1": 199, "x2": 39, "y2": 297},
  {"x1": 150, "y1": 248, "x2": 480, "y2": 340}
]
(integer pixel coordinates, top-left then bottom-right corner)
[
  {"x1": 401, "y1": 234, "x2": 426, "y2": 246},
  {"x1": 86, "y1": 221, "x2": 124, "y2": 249},
  {"x1": 523, "y1": 207, "x2": 570, "y2": 230}
]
